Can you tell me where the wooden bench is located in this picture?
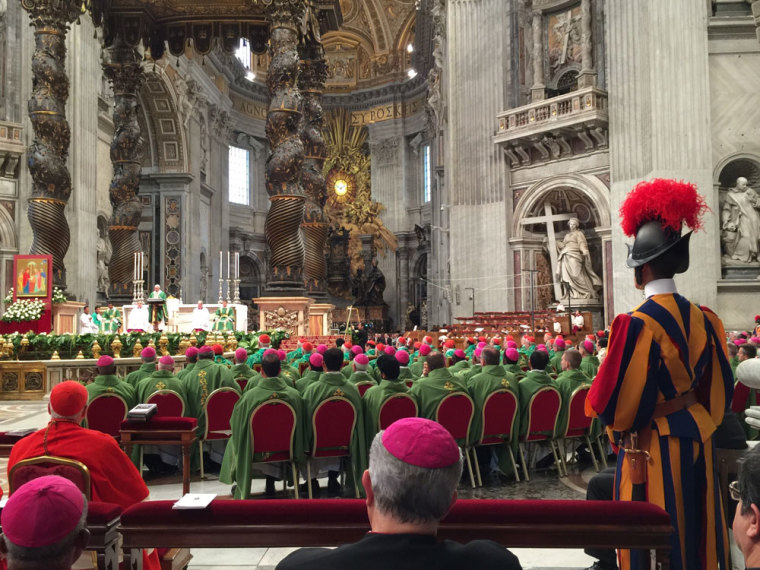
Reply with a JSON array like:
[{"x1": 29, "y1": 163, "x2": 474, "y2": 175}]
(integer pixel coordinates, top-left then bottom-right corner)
[{"x1": 119, "y1": 499, "x2": 672, "y2": 569}]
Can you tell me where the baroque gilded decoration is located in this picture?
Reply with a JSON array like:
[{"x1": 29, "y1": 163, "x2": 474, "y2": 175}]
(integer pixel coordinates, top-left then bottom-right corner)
[
  {"x1": 102, "y1": 39, "x2": 145, "y2": 299},
  {"x1": 264, "y1": 0, "x2": 307, "y2": 290},
  {"x1": 299, "y1": 5, "x2": 329, "y2": 298},
  {"x1": 322, "y1": 109, "x2": 397, "y2": 298},
  {"x1": 264, "y1": 305, "x2": 299, "y2": 333},
  {"x1": 21, "y1": 0, "x2": 83, "y2": 288}
]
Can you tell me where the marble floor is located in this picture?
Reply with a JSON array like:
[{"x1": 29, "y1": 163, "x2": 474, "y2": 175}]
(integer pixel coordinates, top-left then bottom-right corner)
[{"x1": 0, "y1": 400, "x2": 608, "y2": 569}]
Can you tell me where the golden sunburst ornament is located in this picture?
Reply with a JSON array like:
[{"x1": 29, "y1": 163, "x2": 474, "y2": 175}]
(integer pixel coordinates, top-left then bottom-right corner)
[{"x1": 325, "y1": 168, "x2": 356, "y2": 206}]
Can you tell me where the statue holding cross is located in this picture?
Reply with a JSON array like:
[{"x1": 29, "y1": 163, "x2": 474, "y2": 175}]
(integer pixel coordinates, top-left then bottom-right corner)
[{"x1": 522, "y1": 202, "x2": 602, "y2": 302}]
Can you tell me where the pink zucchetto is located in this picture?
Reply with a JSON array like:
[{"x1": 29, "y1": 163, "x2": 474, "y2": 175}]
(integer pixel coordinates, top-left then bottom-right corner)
[
  {"x1": 536, "y1": 344, "x2": 547, "y2": 352},
  {"x1": 185, "y1": 346, "x2": 199, "y2": 359},
  {"x1": 395, "y1": 350, "x2": 410, "y2": 365},
  {"x1": 96, "y1": 355, "x2": 114, "y2": 368},
  {"x1": 454, "y1": 349, "x2": 466, "y2": 359},
  {"x1": 507, "y1": 341, "x2": 518, "y2": 349},
  {"x1": 419, "y1": 344, "x2": 432, "y2": 356},
  {"x1": 583, "y1": 340, "x2": 595, "y2": 354},
  {"x1": 317, "y1": 344, "x2": 328, "y2": 354},
  {"x1": 2, "y1": 476, "x2": 85, "y2": 548},
  {"x1": 309, "y1": 353, "x2": 324, "y2": 368},
  {"x1": 159, "y1": 355, "x2": 174, "y2": 366},
  {"x1": 477, "y1": 342, "x2": 487, "y2": 349},
  {"x1": 141, "y1": 346, "x2": 156, "y2": 359},
  {"x1": 199, "y1": 346, "x2": 214, "y2": 355},
  {"x1": 277, "y1": 349, "x2": 287, "y2": 361},
  {"x1": 235, "y1": 348, "x2": 248, "y2": 362},
  {"x1": 505, "y1": 348, "x2": 520, "y2": 362},
  {"x1": 382, "y1": 417, "x2": 460, "y2": 469},
  {"x1": 263, "y1": 348, "x2": 278, "y2": 357},
  {"x1": 555, "y1": 338, "x2": 566, "y2": 350},
  {"x1": 351, "y1": 345, "x2": 364, "y2": 355},
  {"x1": 354, "y1": 354, "x2": 370, "y2": 366},
  {"x1": 384, "y1": 345, "x2": 395, "y2": 355},
  {"x1": 474, "y1": 348, "x2": 483, "y2": 359}
]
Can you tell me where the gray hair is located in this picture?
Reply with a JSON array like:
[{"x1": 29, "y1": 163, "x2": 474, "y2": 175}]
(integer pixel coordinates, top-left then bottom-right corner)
[
  {"x1": 353, "y1": 361, "x2": 368, "y2": 372},
  {"x1": 738, "y1": 444, "x2": 760, "y2": 514},
  {"x1": 157, "y1": 361, "x2": 174, "y2": 372},
  {"x1": 3, "y1": 498, "x2": 88, "y2": 564},
  {"x1": 368, "y1": 431, "x2": 463, "y2": 524}
]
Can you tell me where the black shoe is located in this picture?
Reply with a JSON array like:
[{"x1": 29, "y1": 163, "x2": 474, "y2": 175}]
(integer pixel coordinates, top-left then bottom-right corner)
[
  {"x1": 265, "y1": 476, "x2": 277, "y2": 496},
  {"x1": 299, "y1": 479, "x2": 320, "y2": 498},
  {"x1": 535, "y1": 454, "x2": 556, "y2": 469},
  {"x1": 327, "y1": 478, "x2": 342, "y2": 496}
]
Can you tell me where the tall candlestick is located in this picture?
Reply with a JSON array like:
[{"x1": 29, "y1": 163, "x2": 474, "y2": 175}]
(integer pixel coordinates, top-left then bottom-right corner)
[
  {"x1": 219, "y1": 251, "x2": 223, "y2": 278},
  {"x1": 235, "y1": 252, "x2": 239, "y2": 279},
  {"x1": 227, "y1": 251, "x2": 230, "y2": 280}
]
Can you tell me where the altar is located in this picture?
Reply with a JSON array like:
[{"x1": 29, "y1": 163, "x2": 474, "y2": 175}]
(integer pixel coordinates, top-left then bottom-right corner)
[{"x1": 121, "y1": 303, "x2": 248, "y2": 333}]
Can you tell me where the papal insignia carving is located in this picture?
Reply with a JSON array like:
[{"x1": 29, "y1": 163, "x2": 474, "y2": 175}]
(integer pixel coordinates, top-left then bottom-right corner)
[{"x1": 264, "y1": 306, "x2": 299, "y2": 334}]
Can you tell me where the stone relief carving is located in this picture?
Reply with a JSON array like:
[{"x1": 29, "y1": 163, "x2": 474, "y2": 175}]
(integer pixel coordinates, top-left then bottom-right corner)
[
  {"x1": 209, "y1": 105, "x2": 232, "y2": 139},
  {"x1": 264, "y1": 306, "x2": 299, "y2": 333},
  {"x1": 371, "y1": 137, "x2": 400, "y2": 166},
  {"x1": 97, "y1": 230, "x2": 112, "y2": 297},
  {"x1": 426, "y1": 0, "x2": 446, "y2": 130},
  {"x1": 721, "y1": 177, "x2": 760, "y2": 264}
]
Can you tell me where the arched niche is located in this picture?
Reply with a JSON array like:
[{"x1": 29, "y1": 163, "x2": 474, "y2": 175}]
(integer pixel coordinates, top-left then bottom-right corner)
[{"x1": 715, "y1": 155, "x2": 760, "y2": 273}]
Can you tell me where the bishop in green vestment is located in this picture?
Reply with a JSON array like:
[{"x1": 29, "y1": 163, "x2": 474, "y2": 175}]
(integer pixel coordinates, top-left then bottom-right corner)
[
  {"x1": 503, "y1": 348, "x2": 526, "y2": 381},
  {"x1": 295, "y1": 353, "x2": 324, "y2": 394},
  {"x1": 409, "y1": 353, "x2": 468, "y2": 444},
  {"x1": 212, "y1": 300, "x2": 236, "y2": 332},
  {"x1": 578, "y1": 340, "x2": 600, "y2": 379},
  {"x1": 553, "y1": 349, "x2": 591, "y2": 437},
  {"x1": 125, "y1": 347, "x2": 158, "y2": 388},
  {"x1": 220, "y1": 353, "x2": 305, "y2": 499},
  {"x1": 394, "y1": 350, "x2": 416, "y2": 383},
  {"x1": 549, "y1": 338, "x2": 567, "y2": 374},
  {"x1": 136, "y1": 356, "x2": 188, "y2": 407},
  {"x1": 517, "y1": 351, "x2": 556, "y2": 438},
  {"x1": 230, "y1": 348, "x2": 258, "y2": 391},
  {"x1": 177, "y1": 347, "x2": 199, "y2": 382},
  {"x1": 100, "y1": 303, "x2": 122, "y2": 333},
  {"x1": 181, "y1": 346, "x2": 240, "y2": 436},
  {"x1": 363, "y1": 354, "x2": 415, "y2": 452},
  {"x1": 347, "y1": 354, "x2": 376, "y2": 388},
  {"x1": 301, "y1": 348, "x2": 367, "y2": 492},
  {"x1": 86, "y1": 356, "x2": 137, "y2": 410},
  {"x1": 409, "y1": 345, "x2": 432, "y2": 378}
]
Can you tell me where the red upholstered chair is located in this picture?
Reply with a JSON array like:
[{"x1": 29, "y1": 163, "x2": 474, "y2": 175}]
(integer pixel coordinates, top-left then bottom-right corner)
[
  {"x1": 9, "y1": 456, "x2": 91, "y2": 499},
  {"x1": 199, "y1": 388, "x2": 240, "y2": 479},
  {"x1": 147, "y1": 390, "x2": 185, "y2": 417},
  {"x1": 250, "y1": 400, "x2": 299, "y2": 498},
  {"x1": 405, "y1": 380, "x2": 414, "y2": 389},
  {"x1": 732, "y1": 381, "x2": 751, "y2": 413},
  {"x1": 253, "y1": 363, "x2": 262, "y2": 374},
  {"x1": 307, "y1": 397, "x2": 360, "y2": 499},
  {"x1": 234, "y1": 377, "x2": 249, "y2": 392},
  {"x1": 87, "y1": 393, "x2": 129, "y2": 438},
  {"x1": 435, "y1": 392, "x2": 476, "y2": 488},
  {"x1": 378, "y1": 393, "x2": 418, "y2": 430},
  {"x1": 518, "y1": 386, "x2": 562, "y2": 481},
  {"x1": 557, "y1": 386, "x2": 601, "y2": 476},
  {"x1": 299, "y1": 362, "x2": 309, "y2": 375},
  {"x1": 356, "y1": 381, "x2": 375, "y2": 397},
  {"x1": 471, "y1": 389, "x2": 520, "y2": 486}
]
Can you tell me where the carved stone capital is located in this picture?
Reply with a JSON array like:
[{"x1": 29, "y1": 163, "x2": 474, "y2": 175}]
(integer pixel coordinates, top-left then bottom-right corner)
[
  {"x1": 21, "y1": 0, "x2": 80, "y2": 29},
  {"x1": 209, "y1": 105, "x2": 232, "y2": 139},
  {"x1": 263, "y1": 0, "x2": 306, "y2": 30}
]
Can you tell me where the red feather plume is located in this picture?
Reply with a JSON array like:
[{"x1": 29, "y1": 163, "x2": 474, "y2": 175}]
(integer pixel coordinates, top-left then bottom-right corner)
[{"x1": 619, "y1": 179, "x2": 709, "y2": 237}]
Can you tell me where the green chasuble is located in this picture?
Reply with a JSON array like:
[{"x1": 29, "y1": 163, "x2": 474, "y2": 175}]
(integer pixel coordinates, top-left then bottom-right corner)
[
  {"x1": 408, "y1": 369, "x2": 469, "y2": 443},
  {"x1": 246, "y1": 348, "x2": 266, "y2": 367},
  {"x1": 295, "y1": 369, "x2": 322, "y2": 394},
  {"x1": 463, "y1": 364, "x2": 482, "y2": 383},
  {"x1": 125, "y1": 362, "x2": 157, "y2": 388},
  {"x1": 549, "y1": 350, "x2": 565, "y2": 374},
  {"x1": 579, "y1": 355, "x2": 600, "y2": 380},
  {"x1": 177, "y1": 362, "x2": 196, "y2": 382},
  {"x1": 136, "y1": 370, "x2": 188, "y2": 408},
  {"x1": 449, "y1": 360, "x2": 470, "y2": 375},
  {"x1": 554, "y1": 369, "x2": 591, "y2": 437},
  {"x1": 92, "y1": 312, "x2": 102, "y2": 331},
  {"x1": 230, "y1": 362, "x2": 257, "y2": 381},
  {"x1": 286, "y1": 347, "x2": 302, "y2": 364},
  {"x1": 517, "y1": 370, "x2": 555, "y2": 438},
  {"x1": 467, "y1": 365, "x2": 519, "y2": 445},
  {"x1": 220, "y1": 376, "x2": 305, "y2": 499},
  {"x1": 398, "y1": 366, "x2": 415, "y2": 382},
  {"x1": 214, "y1": 355, "x2": 233, "y2": 367},
  {"x1": 302, "y1": 372, "x2": 367, "y2": 477},
  {"x1": 86, "y1": 374, "x2": 137, "y2": 410},
  {"x1": 348, "y1": 370, "x2": 376, "y2": 387},
  {"x1": 503, "y1": 363, "x2": 525, "y2": 381},
  {"x1": 212, "y1": 307, "x2": 235, "y2": 332},
  {"x1": 467, "y1": 364, "x2": 519, "y2": 474},
  {"x1": 181, "y1": 358, "x2": 240, "y2": 435},
  {"x1": 100, "y1": 307, "x2": 122, "y2": 333},
  {"x1": 148, "y1": 290, "x2": 167, "y2": 323},
  {"x1": 409, "y1": 359, "x2": 425, "y2": 378},
  {"x1": 730, "y1": 355, "x2": 739, "y2": 379},
  {"x1": 282, "y1": 364, "x2": 301, "y2": 380},
  {"x1": 341, "y1": 362, "x2": 353, "y2": 379},
  {"x1": 363, "y1": 380, "x2": 413, "y2": 451}
]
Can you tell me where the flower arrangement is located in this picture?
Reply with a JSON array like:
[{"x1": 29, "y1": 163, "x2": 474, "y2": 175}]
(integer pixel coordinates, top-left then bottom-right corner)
[
  {"x1": 2, "y1": 289, "x2": 12, "y2": 305},
  {"x1": 51, "y1": 287, "x2": 67, "y2": 304},
  {"x1": 1, "y1": 299, "x2": 45, "y2": 322}
]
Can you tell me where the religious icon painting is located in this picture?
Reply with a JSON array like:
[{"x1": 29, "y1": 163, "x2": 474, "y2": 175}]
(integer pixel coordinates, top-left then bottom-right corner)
[{"x1": 13, "y1": 254, "x2": 52, "y2": 301}]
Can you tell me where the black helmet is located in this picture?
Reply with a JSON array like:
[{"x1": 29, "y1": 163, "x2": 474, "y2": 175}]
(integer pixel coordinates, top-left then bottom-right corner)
[{"x1": 626, "y1": 220, "x2": 691, "y2": 273}]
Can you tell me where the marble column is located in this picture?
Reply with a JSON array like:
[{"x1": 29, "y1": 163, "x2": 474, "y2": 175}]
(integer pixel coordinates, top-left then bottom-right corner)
[
  {"x1": 531, "y1": 9, "x2": 545, "y2": 102},
  {"x1": 577, "y1": 0, "x2": 596, "y2": 88},
  {"x1": 102, "y1": 39, "x2": 144, "y2": 301},
  {"x1": 299, "y1": 31, "x2": 328, "y2": 298},
  {"x1": 22, "y1": 0, "x2": 81, "y2": 288},
  {"x1": 264, "y1": 0, "x2": 306, "y2": 293},
  {"x1": 607, "y1": 0, "x2": 717, "y2": 312}
]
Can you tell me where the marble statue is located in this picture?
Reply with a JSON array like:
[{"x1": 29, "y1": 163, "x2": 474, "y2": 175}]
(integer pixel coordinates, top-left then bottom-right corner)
[
  {"x1": 555, "y1": 218, "x2": 602, "y2": 300},
  {"x1": 96, "y1": 234, "x2": 111, "y2": 297},
  {"x1": 721, "y1": 177, "x2": 760, "y2": 264}
]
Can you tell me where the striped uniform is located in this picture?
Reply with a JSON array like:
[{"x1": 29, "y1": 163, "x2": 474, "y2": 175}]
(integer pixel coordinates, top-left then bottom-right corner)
[{"x1": 586, "y1": 293, "x2": 732, "y2": 570}]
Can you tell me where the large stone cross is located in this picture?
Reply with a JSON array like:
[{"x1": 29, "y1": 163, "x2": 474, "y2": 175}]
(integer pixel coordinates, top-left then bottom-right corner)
[{"x1": 519, "y1": 202, "x2": 576, "y2": 301}]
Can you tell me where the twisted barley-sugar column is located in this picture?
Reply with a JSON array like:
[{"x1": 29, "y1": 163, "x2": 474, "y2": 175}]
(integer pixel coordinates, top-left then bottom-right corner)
[
  {"x1": 102, "y1": 40, "x2": 144, "y2": 299},
  {"x1": 264, "y1": 0, "x2": 306, "y2": 290},
  {"x1": 299, "y1": 41, "x2": 328, "y2": 298},
  {"x1": 22, "y1": 0, "x2": 81, "y2": 288}
]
